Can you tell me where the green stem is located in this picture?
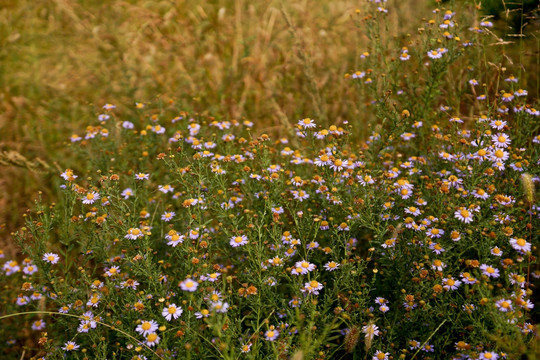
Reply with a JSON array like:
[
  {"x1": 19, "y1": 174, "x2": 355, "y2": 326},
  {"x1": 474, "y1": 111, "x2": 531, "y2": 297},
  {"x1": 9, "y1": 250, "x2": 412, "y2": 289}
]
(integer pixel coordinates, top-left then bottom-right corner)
[{"x1": 0, "y1": 311, "x2": 163, "y2": 359}]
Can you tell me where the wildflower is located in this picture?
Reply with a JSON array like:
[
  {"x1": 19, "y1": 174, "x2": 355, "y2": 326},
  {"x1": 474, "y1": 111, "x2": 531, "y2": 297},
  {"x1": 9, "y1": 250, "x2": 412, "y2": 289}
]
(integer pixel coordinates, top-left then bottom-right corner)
[
  {"x1": 289, "y1": 297, "x2": 302, "y2": 308},
  {"x1": 151, "y1": 124, "x2": 165, "y2": 134},
  {"x1": 480, "y1": 264, "x2": 500, "y2": 278},
  {"x1": 301, "y1": 280, "x2": 323, "y2": 295},
  {"x1": 359, "y1": 174, "x2": 375, "y2": 186},
  {"x1": 122, "y1": 121, "x2": 134, "y2": 129},
  {"x1": 179, "y1": 278, "x2": 199, "y2": 292},
  {"x1": 105, "y1": 265, "x2": 120, "y2": 277},
  {"x1": 373, "y1": 351, "x2": 389, "y2": 360},
  {"x1": 449, "y1": 230, "x2": 461, "y2": 242},
  {"x1": 136, "y1": 320, "x2": 159, "y2": 336},
  {"x1": 479, "y1": 351, "x2": 499, "y2": 360},
  {"x1": 162, "y1": 304, "x2": 183, "y2": 321},
  {"x1": 135, "y1": 173, "x2": 149, "y2": 180},
  {"x1": 432, "y1": 259, "x2": 446, "y2": 271},
  {"x1": 489, "y1": 119, "x2": 507, "y2": 130},
  {"x1": 77, "y1": 320, "x2": 95, "y2": 333},
  {"x1": 472, "y1": 188, "x2": 489, "y2": 200},
  {"x1": 501, "y1": 92, "x2": 514, "y2": 102},
  {"x1": 201, "y1": 272, "x2": 221, "y2": 282},
  {"x1": 442, "y1": 277, "x2": 461, "y2": 291},
  {"x1": 426, "y1": 228, "x2": 444, "y2": 238},
  {"x1": 62, "y1": 341, "x2": 80, "y2": 351},
  {"x1": 330, "y1": 158, "x2": 345, "y2": 171},
  {"x1": 495, "y1": 299, "x2": 513, "y2": 313},
  {"x1": 454, "y1": 208, "x2": 473, "y2": 223},
  {"x1": 449, "y1": 116, "x2": 463, "y2": 123},
  {"x1": 240, "y1": 343, "x2": 252, "y2": 353},
  {"x1": 87, "y1": 293, "x2": 101, "y2": 307},
  {"x1": 427, "y1": 49, "x2": 443, "y2": 59},
  {"x1": 125, "y1": 228, "x2": 144, "y2": 240},
  {"x1": 408, "y1": 340, "x2": 421, "y2": 350},
  {"x1": 121, "y1": 279, "x2": 140, "y2": 290},
  {"x1": 422, "y1": 343, "x2": 435, "y2": 352},
  {"x1": 42, "y1": 253, "x2": 60, "y2": 264},
  {"x1": 60, "y1": 169, "x2": 77, "y2": 181},
  {"x1": 82, "y1": 191, "x2": 100, "y2": 204},
  {"x1": 158, "y1": 184, "x2": 174, "y2": 193},
  {"x1": 324, "y1": 261, "x2": 340, "y2": 271},
  {"x1": 161, "y1": 211, "x2": 175, "y2": 222},
  {"x1": 23, "y1": 264, "x2": 38, "y2": 275},
  {"x1": 362, "y1": 323, "x2": 380, "y2": 339},
  {"x1": 400, "y1": 132, "x2": 415, "y2": 141},
  {"x1": 292, "y1": 260, "x2": 316, "y2": 275},
  {"x1": 210, "y1": 301, "x2": 230, "y2": 313},
  {"x1": 145, "y1": 333, "x2": 160, "y2": 347},
  {"x1": 32, "y1": 320, "x2": 46, "y2": 331},
  {"x1": 510, "y1": 238, "x2": 531, "y2": 254},
  {"x1": 16, "y1": 295, "x2": 30, "y2": 306},
  {"x1": 491, "y1": 247, "x2": 503, "y2": 257},
  {"x1": 492, "y1": 133, "x2": 511, "y2": 148},
  {"x1": 267, "y1": 164, "x2": 281, "y2": 173},
  {"x1": 264, "y1": 327, "x2": 279, "y2": 341},
  {"x1": 121, "y1": 188, "x2": 134, "y2": 199},
  {"x1": 195, "y1": 309, "x2": 210, "y2": 318},
  {"x1": 298, "y1": 118, "x2": 316, "y2": 129},
  {"x1": 429, "y1": 242, "x2": 445, "y2": 254},
  {"x1": 230, "y1": 235, "x2": 248, "y2": 247}
]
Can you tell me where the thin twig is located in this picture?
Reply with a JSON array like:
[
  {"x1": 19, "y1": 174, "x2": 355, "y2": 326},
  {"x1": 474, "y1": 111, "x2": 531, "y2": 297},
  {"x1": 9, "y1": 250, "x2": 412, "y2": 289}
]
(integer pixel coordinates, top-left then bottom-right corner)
[
  {"x1": 411, "y1": 319, "x2": 447, "y2": 360},
  {"x1": 0, "y1": 311, "x2": 163, "y2": 359}
]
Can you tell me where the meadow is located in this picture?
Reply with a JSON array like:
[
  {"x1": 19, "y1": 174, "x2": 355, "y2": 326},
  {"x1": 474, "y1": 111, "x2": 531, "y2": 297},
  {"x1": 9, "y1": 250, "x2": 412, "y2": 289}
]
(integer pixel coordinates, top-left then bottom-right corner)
[{"x1": 0, "y1": 0, "x2": 539, "y2": 359}]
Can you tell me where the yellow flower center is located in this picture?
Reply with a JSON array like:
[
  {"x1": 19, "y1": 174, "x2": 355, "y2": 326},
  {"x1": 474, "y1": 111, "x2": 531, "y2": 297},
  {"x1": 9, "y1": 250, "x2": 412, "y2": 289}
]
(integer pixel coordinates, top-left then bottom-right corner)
[
  {"x1": 147, "y1": 333, "x2": 158, "y2": 342},
  {"x1": 142, "y1": 322, "x2": 151, "y2": 330},
  {"x1": 516, "y1": 238, "x2": 526, "y2": 246}
]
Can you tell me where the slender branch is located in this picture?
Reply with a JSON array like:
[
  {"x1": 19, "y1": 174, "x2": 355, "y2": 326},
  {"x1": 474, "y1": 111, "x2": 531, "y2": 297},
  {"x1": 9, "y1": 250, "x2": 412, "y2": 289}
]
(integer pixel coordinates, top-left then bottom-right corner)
[{"x1": 0, "y1": 311, "x2": 163, "y2": 359}]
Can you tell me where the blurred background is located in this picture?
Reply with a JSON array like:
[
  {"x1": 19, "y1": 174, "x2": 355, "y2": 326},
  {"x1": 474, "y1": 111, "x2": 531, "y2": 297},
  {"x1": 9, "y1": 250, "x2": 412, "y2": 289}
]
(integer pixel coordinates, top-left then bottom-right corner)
[{"x1": 0, "y1": 0, "x2": 538, "y2": 254}]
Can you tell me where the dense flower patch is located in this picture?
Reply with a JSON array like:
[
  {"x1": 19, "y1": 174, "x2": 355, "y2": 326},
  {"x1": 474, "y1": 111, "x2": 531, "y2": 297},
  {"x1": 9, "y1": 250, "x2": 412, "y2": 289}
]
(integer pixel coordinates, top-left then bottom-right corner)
[{"x1": 1, "y1": 1, "x2": 539, "y2": 359}]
